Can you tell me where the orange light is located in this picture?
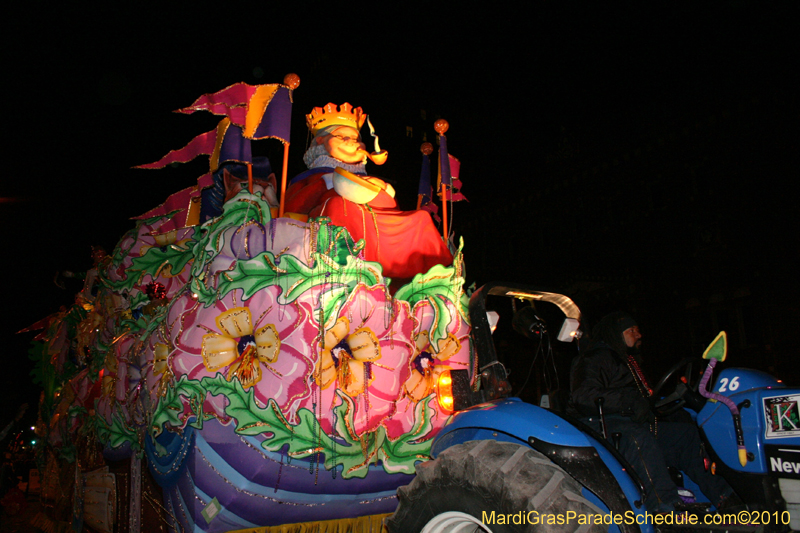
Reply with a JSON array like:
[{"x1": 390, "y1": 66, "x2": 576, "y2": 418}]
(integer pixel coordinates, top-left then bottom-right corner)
[{"x1": 436, "y1": 370, "x2": 455, "y2": 413}]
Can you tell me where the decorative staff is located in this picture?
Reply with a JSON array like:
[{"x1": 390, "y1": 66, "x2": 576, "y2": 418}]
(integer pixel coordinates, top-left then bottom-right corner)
[
  {"x1": 417, "y1": 142, "x2": 434, "y2": 211},
  {"x1": 278, "y1": 73, "x2": 301, "y2": 217},
  {"x1": 434, "y1": 119, "x2": 450, "y2": 242}
]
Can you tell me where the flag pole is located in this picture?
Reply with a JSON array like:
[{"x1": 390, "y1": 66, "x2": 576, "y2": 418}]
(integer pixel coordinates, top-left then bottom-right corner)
[
  {"x1": 279, "y1": 74, "x2": 301, "y2": 218},
  {"x1": 279, "y1": 142, "x2": 290, "y2": 217},
  {"x1": 434, "y1": 119, "x2": 450, "y2": 242},
  {"x1": 417, "y1": 142, "x2": 433, "y2": 210}
]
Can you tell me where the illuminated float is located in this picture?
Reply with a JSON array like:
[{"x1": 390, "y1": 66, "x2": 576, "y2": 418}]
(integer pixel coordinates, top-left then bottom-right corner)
[{"x1": 26, "y1": 74, "x2": 471, "y2": 532}]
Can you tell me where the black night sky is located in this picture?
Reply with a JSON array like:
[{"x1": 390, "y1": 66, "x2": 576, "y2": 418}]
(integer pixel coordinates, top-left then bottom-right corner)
[{"x1": 2, "y1": 3, "x2": 797, "y2": 423}]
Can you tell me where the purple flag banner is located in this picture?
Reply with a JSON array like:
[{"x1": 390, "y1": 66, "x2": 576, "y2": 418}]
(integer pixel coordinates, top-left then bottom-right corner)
[
  {"x1": 439, "y1": 134, "x2": 451, "y2": 187},
  {"x1": 176, "y1": 83, "x2": 293, "y2": 143},
  {"x1": 251, "y1": 86, "x2": 292, "y2": 143},
  {"x1": 217, "y1": 123, "x2": 252, "y2": 166},
  {"x1": 418, "y1": 153, "x2": 432, "y2": 202}
]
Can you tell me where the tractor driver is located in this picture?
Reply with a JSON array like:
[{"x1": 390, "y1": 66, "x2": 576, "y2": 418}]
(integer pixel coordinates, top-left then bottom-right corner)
[{"x1": 569, "y1": 312, "x2": 741, "y2": 513}]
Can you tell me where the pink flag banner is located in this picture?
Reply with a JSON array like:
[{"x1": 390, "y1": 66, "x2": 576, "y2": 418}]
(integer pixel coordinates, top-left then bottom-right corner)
[
  {"x1": 133, "y1": 173, "x2": 213, "y2": 221},
  {"x1": 445, "y1": 154, "x2": 467, "y2": 202},
  {"x1": 176, "y1": 82, "x2": 293, "y2": 143},
  {"x1": 135, "y1": 128, "x2": 219, "y2": 169}
]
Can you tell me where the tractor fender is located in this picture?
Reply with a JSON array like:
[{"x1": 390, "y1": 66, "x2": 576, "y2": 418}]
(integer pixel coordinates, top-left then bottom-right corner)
[
  {"x1": 434, "y1": 398, "x2": 591, "y2": 455},
  {"x1": 433, "y1": 398, "x2": 650, "y2": 530}
]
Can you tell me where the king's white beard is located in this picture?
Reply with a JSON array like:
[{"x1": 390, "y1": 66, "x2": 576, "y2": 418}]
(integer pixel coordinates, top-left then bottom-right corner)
[{"x1": 303, "y1": 143, "x2": 367, "y2": 174}]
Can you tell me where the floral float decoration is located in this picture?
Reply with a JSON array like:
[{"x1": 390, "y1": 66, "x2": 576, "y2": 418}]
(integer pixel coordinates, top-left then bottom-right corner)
[{"x1": 25, "y1": 76, "x2": 471, "y2": 532}]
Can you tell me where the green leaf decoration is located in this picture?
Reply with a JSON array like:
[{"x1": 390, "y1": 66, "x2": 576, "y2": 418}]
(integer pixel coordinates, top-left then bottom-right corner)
[
  {"x1": 217, "y1": 251, "x2": 382, "y2": 327},
  {"x1": 189, "y1": 276, "x2": 217, "y2": 307},
  {"x1": 119, "y1": 314, "x2": 148, "y2": 336},
  {"x1": 59, "y1": 444, "x2": 77, "y2": 464},
  {"x1": 460, "y1": 291, "x2": 471, "y2": 325},
  {"x1": 392, "y1": 239, "x2": 466, "y2": 349},
  {"x1": 89, "y1": 343, "x2": 110, "y2": 374},
  {"x1": 150, "y1": 375, "x2": 209, "y2": 436},
  {"x1": 110, "y1": 226, "x2": 141, "y2": 265},
  {"x1": 395, "y1": 238, "x2": 464, "y2": 307},
  {"x1": 380, "y1": 395, "x2": 437, "y2": 473},
  {"x1": 68, "y1": 405, "x2": 88, "y2": 419},
  {"x1": 96, "y1": 409, "x2": 140, "y2": 451},
  {"x1": 153, "y1": 375, "x2": 438, "y2": 480},
  {"x1": 191, "y1": 190, "x2": 273, "y2": 280},
  {"x1": 141, "y1": 210, "x2": 184, "y2": 227},
  {"x1": 394, "y1": 264, "x2": 461, "y2": 307},
  {"x1": 103, "y1": 227, "x2": 195, "y2": 294},
  {"x1": 427, "y1": 296, "x2": 453, "y2": 353},
  {"x1": 137, "y1": 303, "x2": 168, "y2": 341},
  {"x1": 319, "y1": 286, "x2": 349, "y2": 330},
  {"x1": 284, "y1": 253, "x2": 382, "y2": 308},
  {"x1": 129, "y1": 291, "x2": 149, "y2": 311},
  {"x1": 127, "y1": 241, "x2": 194, "y2": 283},
  {"x1": 201, "y1": 375, "x2": 288, "y2": 437},
  {"x1": 313, "y1": 220, "x2": 364, "y2": 266}
]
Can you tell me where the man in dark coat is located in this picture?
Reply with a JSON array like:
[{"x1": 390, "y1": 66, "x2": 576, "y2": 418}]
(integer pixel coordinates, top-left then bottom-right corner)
[{"x1": 570, "y1": 312, "x2": 738, "y2": 512}]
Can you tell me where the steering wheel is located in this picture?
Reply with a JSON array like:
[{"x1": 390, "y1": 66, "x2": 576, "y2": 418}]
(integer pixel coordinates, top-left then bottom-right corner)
[{"x1": 650, "y1": 357, "x2": 706, "y2": 416}]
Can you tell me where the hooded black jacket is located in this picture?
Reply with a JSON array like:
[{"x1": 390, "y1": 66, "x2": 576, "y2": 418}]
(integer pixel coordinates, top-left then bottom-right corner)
[{"x1": 569, "y1": 341, "x2": 649, "y2": 418}]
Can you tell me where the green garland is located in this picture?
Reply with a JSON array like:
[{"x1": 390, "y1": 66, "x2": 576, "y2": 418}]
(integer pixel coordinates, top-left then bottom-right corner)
[{"x1": 150, "y1": 375, "x2": 438, "y2": 479}]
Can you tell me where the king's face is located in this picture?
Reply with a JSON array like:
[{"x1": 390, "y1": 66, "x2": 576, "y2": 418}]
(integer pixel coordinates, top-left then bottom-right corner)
[{"x1": 318, "y1": 126, "x2": 365, "y2": 164}]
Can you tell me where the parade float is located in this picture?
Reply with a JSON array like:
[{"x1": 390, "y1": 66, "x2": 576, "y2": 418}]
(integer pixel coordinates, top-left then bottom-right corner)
[{"x1": 25, "y1": 74, "x2": 471, "y2": 532}]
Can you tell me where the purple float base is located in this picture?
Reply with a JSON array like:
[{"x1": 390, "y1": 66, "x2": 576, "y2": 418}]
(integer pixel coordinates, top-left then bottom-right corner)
[{"x1": 157, "y1": 419, "x2": 415, "y2": 532}]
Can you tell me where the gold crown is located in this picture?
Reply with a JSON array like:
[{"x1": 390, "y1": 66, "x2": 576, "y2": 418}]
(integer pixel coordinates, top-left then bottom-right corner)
[{"x1": 306, "y1": 103, "x2": 366, "y2": 136}]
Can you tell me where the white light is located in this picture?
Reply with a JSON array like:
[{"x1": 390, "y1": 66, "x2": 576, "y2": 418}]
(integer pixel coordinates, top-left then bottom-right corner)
[
  {"x1": 557, "y1": 318, "x2": 581, "y2": 342},
  {"x1": 486, "y1": 311, "x2": 500, "y2": 333}
]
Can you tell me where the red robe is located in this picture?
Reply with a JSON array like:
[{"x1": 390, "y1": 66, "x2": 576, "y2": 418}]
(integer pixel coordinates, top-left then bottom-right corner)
[{"x1": 284, "y1": 169, "x2": 453, "y2": 281}]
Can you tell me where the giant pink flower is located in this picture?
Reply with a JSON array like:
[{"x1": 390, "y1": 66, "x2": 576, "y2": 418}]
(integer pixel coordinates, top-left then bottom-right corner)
[
  {"x1": 384, "y1": 297, "x2": 472, "y2": 440},
  {"x1": 140, "y1": 322, "x2": 233, "y2": 428},
  {"x1": 300, "y1": 284, "x2": 415, "y2": 438},
  {"x1": 167, "y1": 286, "x2": 317, "y2": 422}
]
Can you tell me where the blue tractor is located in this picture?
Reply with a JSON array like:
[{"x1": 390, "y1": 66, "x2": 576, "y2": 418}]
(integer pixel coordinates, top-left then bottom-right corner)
[{"x1": 388, "y1": 282, "x2": 800, "y2": 532}]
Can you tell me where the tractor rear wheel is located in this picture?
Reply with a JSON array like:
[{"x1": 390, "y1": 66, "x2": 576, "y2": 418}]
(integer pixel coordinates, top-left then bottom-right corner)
[{"x1": 388, "y1": 440, "x2": 605, "y2": 533}]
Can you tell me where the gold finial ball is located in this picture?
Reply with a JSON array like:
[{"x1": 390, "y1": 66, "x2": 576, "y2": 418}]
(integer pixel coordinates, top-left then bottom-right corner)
[
  {"x1": 284, "y1": 73, "x2": 300, "y2": 89},
  {"x1": 421, "y1": 142, "x2": 433, "y2": 155},
  {"x1": 434, "y1": 119, "x2": 449, "y2": 135}
]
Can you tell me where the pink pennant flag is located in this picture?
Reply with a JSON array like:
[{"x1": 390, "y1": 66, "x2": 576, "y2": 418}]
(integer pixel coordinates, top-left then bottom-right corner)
[
  {"x1": 133, "y1": 173, "x2": 213, "y2": 221},
  {"x1": 175, "y1": 82, "x2": 294, "y2": 143},
  {"x1": 135, "y1": 127, "x2": 219, "y2": 169},
  {"x1": 176, "y1": 82, "x2": 256, "y2": 118},
  {"x1": 444, "y1": 154, "x2": 467, "y2": 202}
]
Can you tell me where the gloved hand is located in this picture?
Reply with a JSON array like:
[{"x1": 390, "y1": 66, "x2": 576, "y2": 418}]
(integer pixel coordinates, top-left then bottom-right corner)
[{"x1": 630, "y1": 396, "x2": 655, "y2": 424}]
